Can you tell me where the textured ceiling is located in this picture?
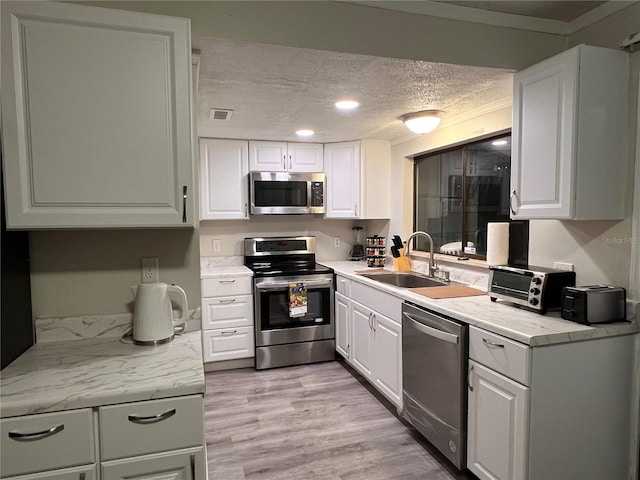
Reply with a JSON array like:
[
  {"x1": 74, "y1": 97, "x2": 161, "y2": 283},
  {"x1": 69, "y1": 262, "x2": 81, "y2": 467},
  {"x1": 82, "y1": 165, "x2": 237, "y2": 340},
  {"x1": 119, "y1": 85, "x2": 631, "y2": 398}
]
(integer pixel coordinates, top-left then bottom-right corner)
[
  {"x1": 436, "y1": 1, "x2": 607, "y2": 22},
  {"x1": 194, "y1": 36, "x2": 513, "y2": 144}
]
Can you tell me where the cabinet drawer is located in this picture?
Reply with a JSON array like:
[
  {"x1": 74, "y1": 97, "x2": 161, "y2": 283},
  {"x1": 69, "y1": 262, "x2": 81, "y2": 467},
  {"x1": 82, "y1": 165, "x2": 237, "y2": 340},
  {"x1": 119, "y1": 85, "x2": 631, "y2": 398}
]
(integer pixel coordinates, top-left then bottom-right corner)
[
  {"x1": 99, "y1": 395, "x2": 204, "y2": 461},
  {"x1": 351, "y1": 281, "x2": 402, "y2": 322},
  {"x1": 336, "y1": 276, "x2": 351, "y2": 296},
  {"x1": 469, "y1": 327, "x2": 531, "y2": 385},
  {"x1": 201, "y1": 276, "x2": 252, "y2": 297},
  {"x1": 202, "y1": 327, "x2": 255, "y2": 362},
  {"x1": 1, "y1": 409, "x2": 94, "y2": 477},
  {"x1": 9, "y1": 464, "x2": 97, "y2": 480},
  {"x1": 202, "y1": 294, "x2": 253, "y2": 329}
]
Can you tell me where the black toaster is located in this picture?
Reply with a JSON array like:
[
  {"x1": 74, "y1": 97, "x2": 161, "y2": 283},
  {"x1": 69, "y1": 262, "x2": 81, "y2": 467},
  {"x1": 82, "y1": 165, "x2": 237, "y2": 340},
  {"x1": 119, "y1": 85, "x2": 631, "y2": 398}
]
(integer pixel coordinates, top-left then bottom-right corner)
[{"x1": 560, "y1": 285, "x2": 627, "y2": 325}]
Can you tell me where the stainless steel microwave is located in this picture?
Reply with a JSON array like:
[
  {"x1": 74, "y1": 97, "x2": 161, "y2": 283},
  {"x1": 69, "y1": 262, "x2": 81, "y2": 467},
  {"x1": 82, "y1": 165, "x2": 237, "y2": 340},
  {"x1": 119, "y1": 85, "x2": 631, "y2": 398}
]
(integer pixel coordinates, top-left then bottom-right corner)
[{"x1": 249, "y1": 171, "x2": 325, "y2": 215}]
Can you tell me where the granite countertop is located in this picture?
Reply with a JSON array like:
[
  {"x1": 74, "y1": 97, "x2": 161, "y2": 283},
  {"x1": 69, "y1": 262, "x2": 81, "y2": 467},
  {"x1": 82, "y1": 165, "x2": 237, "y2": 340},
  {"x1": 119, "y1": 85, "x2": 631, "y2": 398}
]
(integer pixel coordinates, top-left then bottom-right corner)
[
  {"x1": 323, "y1": 261, "x2": 639, "y2": 347},
  {"x1": 200, "y1": 256, "x2": 252, "y2": 279},
  {"x1": 0, "y1": 331, "x2": 205, "y2": 418}
]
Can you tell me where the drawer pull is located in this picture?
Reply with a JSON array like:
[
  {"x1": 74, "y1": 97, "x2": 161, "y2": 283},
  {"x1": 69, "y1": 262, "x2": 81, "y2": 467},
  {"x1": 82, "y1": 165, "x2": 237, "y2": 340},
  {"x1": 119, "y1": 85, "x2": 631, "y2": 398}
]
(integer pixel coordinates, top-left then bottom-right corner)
[
  {"x1": 468, "y1": 365, "x2": 474, "y2": 392},
  {"x1": 221, "y1": 330, "x2": 238, "y2": 335},
  {"x1": 482, "y1": 338, "x2": 505, "y2": 348},
  {"x1": 219, "y1": 298, "x2": 236, "y2": 304},
  {"x1": 219, "y1": 279, "x2": 236, "y2": 285},
  {"x1": 8, "y1": 423, "x2": 64, "y2": 441},
  {"x1": 128, "y1": 408, "x2": 176, "y2": 424}
]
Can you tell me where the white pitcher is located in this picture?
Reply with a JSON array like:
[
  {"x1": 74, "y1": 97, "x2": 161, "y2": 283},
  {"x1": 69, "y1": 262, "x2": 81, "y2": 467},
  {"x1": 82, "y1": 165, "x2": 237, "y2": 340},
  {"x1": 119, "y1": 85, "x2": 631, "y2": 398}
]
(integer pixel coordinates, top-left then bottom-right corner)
[{"x1": 130, "y1": 282, "x2": 188, "y2": 345}]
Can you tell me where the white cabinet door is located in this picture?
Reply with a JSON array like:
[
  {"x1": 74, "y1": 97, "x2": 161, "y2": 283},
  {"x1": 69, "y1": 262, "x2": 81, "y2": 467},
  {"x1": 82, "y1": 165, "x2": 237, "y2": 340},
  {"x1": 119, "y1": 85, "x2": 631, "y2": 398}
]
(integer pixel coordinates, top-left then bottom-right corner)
[
  {"x1": 288, "y1": 143, "x2": 323, "y2": 171},
  {"x1": 511, "y1": 44, "x2": 628, "y2": 220},
  {"x1": 199, "y1": 138, "x2": 249, "y2": 220},
  {"x1": 467, "y1": 360, "x2": 529, "y2": 480},
  {"x1": 324, "y1": 141, "x2": 361, "y2": 218},
  {"x1": 350, "y1": 301, "x2": 374, "y2": 380},
  {"x1": 101, "y1": 447, "x2": 205, "y2": 480},
  {"x1": 202, "y1": 327, "x2": 255, "y2": 362},
  {"x1": 249, "y1": 141, "x2": 323, "y2": 172},
  {"x1": 249, "y1": 141, "x2": 288, "y2": 171},
  {"x1": 335, "y1": 292, "x2": 350, "y2": 359},
  {"x1": 1, "y1": 1, "x2": 194, "y2": 229},
  {"x1": 372, "y1": 313, "x2": 402, "y2": 407}
]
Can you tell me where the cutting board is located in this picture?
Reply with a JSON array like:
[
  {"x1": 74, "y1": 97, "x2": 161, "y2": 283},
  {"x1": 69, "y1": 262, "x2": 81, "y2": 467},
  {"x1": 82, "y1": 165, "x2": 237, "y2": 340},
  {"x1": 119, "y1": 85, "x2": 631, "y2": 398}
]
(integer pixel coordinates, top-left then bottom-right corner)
[{"x1": 411, "y1": 285, "x2": 485, "y2": 299}]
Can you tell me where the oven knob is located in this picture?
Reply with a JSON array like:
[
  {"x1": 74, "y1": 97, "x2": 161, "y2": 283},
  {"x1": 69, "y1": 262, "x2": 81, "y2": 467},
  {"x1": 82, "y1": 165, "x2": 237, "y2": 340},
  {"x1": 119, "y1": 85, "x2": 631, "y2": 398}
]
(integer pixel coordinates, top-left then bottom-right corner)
[
  {"x1": 529, "y1": 298, "x2": 539, "y2": 306},
  {"x1": 530, "y1": 287, "x2": 540, "y2": 295},
  {"x1": 532, "y1": 277, "x2": 542, "y2": 285}
]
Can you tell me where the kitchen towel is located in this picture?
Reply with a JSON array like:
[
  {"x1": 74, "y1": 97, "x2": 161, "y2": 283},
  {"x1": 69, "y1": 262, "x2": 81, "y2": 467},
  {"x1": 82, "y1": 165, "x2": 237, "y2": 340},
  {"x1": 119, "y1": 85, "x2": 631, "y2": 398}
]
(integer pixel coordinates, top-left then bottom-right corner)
[
  {"x1": 289, "y1": 282, "x2": 307, "y2": 317},
  {"x1": 486, "y1": 222, "x2": 509, "y2": 266}
]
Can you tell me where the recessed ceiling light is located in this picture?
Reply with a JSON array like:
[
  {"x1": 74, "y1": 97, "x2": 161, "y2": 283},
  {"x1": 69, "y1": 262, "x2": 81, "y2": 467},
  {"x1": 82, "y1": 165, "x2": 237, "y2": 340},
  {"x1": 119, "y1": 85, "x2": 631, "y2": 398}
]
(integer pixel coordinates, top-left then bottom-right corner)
[
  {"x1": 335, "y1": 100, "x2": 360, "y2": 110},
  {"x1": 492, "y1": 139, "x2": 508, "y2": 146},
  {"x1": 296, "y1": 129, "x2": 314, "y2": 137}
]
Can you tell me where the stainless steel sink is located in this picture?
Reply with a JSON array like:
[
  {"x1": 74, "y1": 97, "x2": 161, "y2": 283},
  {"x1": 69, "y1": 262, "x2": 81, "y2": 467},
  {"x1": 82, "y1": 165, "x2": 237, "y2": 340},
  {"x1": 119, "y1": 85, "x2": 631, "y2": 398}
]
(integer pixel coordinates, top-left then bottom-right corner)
[{"x1": 358, "y1": 271, "x2": 448, "y2": 288}]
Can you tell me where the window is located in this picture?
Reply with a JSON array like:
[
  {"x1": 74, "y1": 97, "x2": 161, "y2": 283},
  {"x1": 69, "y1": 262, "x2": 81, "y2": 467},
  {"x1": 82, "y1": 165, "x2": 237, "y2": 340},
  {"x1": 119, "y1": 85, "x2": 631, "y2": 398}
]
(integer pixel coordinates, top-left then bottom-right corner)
[{"x1": 414, "y1": 133, "x2": 528, "y2": 264}]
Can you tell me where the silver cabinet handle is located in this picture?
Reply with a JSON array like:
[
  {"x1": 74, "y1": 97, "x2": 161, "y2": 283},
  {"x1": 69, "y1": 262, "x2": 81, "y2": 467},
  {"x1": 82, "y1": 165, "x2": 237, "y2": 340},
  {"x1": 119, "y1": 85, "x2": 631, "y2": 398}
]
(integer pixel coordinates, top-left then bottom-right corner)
[
  {"x1": 219, "y1": 298, "x2": 236, "y2": 304},
  {"x1": 468, "y1": 365, "x2": 474, "y2": 392},
  {"x1": 182, "y1": 185, "x2": 188, "y2": 223},
  {"x1": 128, "y1": 408, "x2": 176, "y2": 424},
  {"x1": 510, "y1": 189, "x2": 518, "y2": 215},
  {"x1": 282, "y1": 155, "x2": 286, "y2": 170},
  {"x1": 220, "y1": 330, "x2": 238, "y2": 335},
  {"x1": 355, "y1": 202, "x2": 359, "y2": 216},
  {"x1": 80, "y1": 474, "x2": 86, "y2": 480},
  {"x1": 482, "y1": 338, "x2": 505, "y2": 348},
  {"x1": 372, "y1": 314, "x2": 376, "y2": 332},
  {"x1": 8, "y1": 424, "x2": 64, "y2": 441},
  {"x1": 245, "y1": 202, "x2": 248, "y2": 217},
  {"x1": 219, "y1": 279, "x2": 236, "y2": 284},
  {"x1": 289, "y1": 154, "x2": 292, "y2": 171},
  {"x1": 190, "y1": 454, "x2": 196, "y2": 480}
]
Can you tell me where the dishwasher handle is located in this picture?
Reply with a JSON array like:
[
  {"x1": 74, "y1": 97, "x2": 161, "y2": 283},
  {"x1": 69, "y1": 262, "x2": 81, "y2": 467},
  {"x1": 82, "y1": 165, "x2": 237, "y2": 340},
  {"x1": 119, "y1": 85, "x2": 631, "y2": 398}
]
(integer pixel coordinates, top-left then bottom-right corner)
[{"x1": 403, "y1": 313, "x2": 459, "y2": 344}]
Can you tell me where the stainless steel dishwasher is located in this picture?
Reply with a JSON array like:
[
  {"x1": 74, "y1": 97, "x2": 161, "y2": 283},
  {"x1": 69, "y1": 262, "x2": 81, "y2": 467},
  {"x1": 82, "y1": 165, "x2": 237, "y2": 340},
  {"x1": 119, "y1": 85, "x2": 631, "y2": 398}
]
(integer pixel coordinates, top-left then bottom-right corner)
[{"x1": 401, "y1": 301, "x2": 468, "y2": 469}]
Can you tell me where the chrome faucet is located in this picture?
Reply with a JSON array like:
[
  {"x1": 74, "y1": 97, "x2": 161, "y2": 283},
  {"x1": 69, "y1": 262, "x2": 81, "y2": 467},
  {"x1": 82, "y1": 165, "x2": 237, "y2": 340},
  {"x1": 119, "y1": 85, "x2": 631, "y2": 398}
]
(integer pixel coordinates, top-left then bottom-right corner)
[{"x1": 403, "y1": 231, "x2": 449, "y2": 281}]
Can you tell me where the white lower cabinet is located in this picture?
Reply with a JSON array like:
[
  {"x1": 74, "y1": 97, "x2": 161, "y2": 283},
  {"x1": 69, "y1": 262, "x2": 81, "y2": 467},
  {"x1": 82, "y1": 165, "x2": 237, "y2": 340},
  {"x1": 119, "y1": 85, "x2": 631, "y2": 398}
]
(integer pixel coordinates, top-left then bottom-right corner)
[
  {"x1": 467, "y1": 326, "x2": 637, "y2": 480},
  {"x1": 201, "y1": 273, "x2": 254, "y2": 363},
  {"x1": 335, "y1": 275, "x2": 402, "y2": 408},
  {"x1": 0, "y1": 409, "x2": 95, "y2": 478},
  {"x1": 1, "y1": 395, "x2": 205, "y2": 480},
  {"x1": 101, "y1": 447, "x2": 205, "y2": 480},
  {"x1": 467, "y1": 360, "x2": 529, "y2": 480},
  {"x1": 335, "y1": 292, "x2": 350, "y2": 358}
]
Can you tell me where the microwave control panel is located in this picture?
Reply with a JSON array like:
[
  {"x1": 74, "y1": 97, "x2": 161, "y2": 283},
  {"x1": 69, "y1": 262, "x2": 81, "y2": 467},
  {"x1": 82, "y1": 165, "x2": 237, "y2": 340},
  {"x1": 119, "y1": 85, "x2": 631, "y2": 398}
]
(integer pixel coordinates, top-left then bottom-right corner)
[{"x1": 310, "y1": 181, "x2": 324, "y2": 207}]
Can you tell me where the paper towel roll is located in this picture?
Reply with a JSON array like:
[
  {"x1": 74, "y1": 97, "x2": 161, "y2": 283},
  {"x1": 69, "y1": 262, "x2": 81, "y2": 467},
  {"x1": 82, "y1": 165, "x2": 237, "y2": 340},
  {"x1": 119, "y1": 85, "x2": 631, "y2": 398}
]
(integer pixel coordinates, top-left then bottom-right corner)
[{"x1": 486, "y1": 222, "x2": 509, "y2": 266}]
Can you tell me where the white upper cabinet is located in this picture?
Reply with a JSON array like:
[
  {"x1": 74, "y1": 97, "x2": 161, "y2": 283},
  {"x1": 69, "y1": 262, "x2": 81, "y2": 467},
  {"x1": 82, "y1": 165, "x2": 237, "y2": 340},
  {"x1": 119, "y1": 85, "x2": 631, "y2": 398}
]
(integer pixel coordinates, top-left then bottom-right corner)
[
  {"x1": 324, "y1": 139, "x2": 390, "y2": 219},
  {"x1": 249, "y1": 141, "x2": 323, "y2": 172},
  {"x1": 199, "y1": 139, "x2": 249, "y2": 220},
  {"x1": 1, "y1": 2, "x2": 195, "y2": 229},
  {"x1": 511, "y1": 44, "x2": 629, "y2": 220}
]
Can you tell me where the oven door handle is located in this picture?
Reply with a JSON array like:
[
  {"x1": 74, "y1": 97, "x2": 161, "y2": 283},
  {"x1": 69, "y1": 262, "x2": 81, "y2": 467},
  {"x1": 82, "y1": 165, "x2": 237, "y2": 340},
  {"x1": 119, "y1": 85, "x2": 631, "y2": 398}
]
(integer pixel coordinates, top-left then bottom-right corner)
[{"x1": 255, "y1": 280, "x2": 332, "y2": 290}]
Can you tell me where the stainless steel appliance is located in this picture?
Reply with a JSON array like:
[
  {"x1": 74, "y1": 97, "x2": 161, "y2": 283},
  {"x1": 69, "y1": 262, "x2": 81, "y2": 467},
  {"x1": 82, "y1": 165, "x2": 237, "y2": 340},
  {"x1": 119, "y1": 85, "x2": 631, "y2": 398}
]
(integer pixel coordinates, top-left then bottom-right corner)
[
  {"x1": 249, "y1": 172, "x2": 325, "y2": 215},
  {"x1": 401, "y1": 302, "x2": 468, "y2": 469},
  {"x1": 244, "y1": 236, "x2": 335, "y2": 370},
  {"x1": 488, "y1": 265, "x2": 576, "y2": 314},
  {"x1": 561, "y1": 285, "x2": 627, "y2": 324}
]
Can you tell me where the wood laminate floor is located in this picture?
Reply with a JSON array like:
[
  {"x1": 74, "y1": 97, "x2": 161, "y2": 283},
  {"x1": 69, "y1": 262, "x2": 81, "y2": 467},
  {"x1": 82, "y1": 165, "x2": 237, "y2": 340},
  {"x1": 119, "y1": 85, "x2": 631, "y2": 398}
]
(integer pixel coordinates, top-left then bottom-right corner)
[{"x1": 204, "y1": 360, "x2": 478, "y2": 480}]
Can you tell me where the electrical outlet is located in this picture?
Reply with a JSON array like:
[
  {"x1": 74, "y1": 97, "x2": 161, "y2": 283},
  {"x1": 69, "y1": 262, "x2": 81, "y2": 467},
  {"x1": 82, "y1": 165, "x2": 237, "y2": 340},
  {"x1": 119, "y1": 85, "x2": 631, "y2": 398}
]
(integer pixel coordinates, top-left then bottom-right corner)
[
  {"x1": 334, "y1": 237, "x2": 341, "y2": 248},
  {"x1": 141, "y1": 257, "x2": 159, "y2": 283},
  {"x1": 212, "y1": 239, "x2": 221, "y2": 253},
  {"x1": 553, "y1": 261, "x2": 574, "y2": 271}
]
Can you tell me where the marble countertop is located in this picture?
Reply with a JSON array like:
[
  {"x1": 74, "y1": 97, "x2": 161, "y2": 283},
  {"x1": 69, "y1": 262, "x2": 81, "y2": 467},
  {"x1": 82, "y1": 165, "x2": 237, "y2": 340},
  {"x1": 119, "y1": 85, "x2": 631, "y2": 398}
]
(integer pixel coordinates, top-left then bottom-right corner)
[
  {"x1": 323, "y1": 261, "x2": 639, "y2": 347},
  {"x1": 0, "y1": 331, "x2": 205, "y2": 418}
]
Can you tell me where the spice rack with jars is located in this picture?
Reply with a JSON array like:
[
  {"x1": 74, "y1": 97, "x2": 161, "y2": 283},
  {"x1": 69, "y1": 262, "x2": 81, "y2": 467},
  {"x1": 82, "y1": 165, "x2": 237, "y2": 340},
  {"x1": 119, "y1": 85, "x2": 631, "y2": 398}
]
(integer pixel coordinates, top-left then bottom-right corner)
[{"x1": 365, "y1": 236, "x2": 386, "y2": 267}]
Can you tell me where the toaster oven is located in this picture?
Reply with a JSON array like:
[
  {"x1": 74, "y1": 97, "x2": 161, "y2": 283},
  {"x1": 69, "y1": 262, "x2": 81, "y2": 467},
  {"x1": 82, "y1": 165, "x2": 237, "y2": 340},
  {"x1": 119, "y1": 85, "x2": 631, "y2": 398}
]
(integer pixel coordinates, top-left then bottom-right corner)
[{"x1": 488, "y1": 265, "x2": 576, "y2": 314}]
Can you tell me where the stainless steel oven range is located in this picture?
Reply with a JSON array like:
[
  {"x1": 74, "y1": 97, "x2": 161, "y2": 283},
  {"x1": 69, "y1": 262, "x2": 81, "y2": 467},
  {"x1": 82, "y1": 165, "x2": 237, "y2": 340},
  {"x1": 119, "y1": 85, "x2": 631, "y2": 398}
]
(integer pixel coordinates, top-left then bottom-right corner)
[{"x1": 244, "y1": 236, "x2": 335, "y2": 370}]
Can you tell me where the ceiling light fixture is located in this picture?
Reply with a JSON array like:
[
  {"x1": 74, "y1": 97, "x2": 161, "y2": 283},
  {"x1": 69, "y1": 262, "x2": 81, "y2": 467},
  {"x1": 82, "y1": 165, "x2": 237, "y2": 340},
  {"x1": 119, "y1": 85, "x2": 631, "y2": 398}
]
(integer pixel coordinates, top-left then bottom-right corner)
[
  {"x1": 492, "y1": 139, "x2": 508, "y2": 146},
  {"x1": 296, "y1": 129, "x2": 314, "y2": 137},
  {"x1": 400, "y1": 110, "x2": 443, "y2": 134},
  {"x1": 335, "y1": 100, "x2": 360, "y2": 110}
]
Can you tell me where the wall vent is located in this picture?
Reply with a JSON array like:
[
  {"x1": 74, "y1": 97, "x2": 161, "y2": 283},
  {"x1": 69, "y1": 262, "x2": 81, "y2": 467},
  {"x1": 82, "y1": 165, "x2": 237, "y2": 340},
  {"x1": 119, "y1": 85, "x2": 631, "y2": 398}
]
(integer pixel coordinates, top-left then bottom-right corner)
[{"x1": 209, "y1": 108, "x2": 233, "y2": 121}]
